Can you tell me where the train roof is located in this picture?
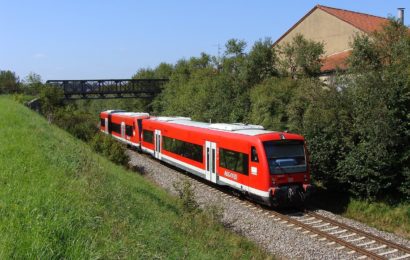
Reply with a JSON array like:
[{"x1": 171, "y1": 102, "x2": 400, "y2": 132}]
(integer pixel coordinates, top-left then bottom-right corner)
[
  {"x1": 149, "y1": 116, "x2": 274, "y2": 136},
  {"x1": 116, "y1": 112, "x2": 150, "y2": 117},
  {"x1": 101, "y1": 110, "x2": 149, "y2": 118}
]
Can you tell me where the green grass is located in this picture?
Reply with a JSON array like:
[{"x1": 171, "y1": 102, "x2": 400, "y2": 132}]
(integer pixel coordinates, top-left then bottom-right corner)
[
  {"x1": 310, "y1": 187, "x2": 410, "y2": 240},
  {"x1": 343, "y1": 200, "x2": 410, "y2": 239},
  {"x1": 0, "y1": 97, "x2": 270, "y2": 259}
]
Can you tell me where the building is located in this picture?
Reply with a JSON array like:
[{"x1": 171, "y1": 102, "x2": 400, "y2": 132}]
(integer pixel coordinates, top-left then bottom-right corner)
[{"x1": 273, "y1": 5, "x2": 394, "y2": 81}]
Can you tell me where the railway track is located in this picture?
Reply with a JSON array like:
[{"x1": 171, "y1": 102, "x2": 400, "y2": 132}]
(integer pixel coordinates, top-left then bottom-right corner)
[
  {"x1": 273, "y1": 210, "x2": 410, "y2": 260},
  {"x1": 216, "y1": 187, "x2": 410, "y2": 259},
  {"x1": 130, "y1": 151, "x2": 410, "y2": 259}
]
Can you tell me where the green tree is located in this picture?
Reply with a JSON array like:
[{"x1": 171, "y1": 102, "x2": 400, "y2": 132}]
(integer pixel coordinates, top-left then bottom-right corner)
[
  {"x1": 245, "y1": 38, "x2": 278, "y2": 85},
  {"x1": 339, "y1": 20, "x2": 410, "y2": 199},
  {"x1": 132, "y1": 62, "x2": 174, "y2": 79},
  {"x1": 276, "y1": 34, "x2": 324, "y2": 78},
  {"x1": 23, "y1": 72, "x2": 43, "y2": 95},
  {"x1": 39, "y1": 84, "x2": 64, "y2": 121},
  {"x1": 224, "y1": 39, "x2": 247, "y2": 57},
  {"x1": 249, "y1": 77, "x2": 296, "y2": 130},
  {"x1": 288, "y1": 78, "x2": 353, "y2": 190},
  {"x1": 0, "y1": 70, "x2": 20, "y2": 93}
]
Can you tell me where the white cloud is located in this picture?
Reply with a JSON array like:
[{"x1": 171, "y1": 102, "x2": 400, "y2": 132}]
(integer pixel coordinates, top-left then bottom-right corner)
[{"x1": 33, "y1": 53, "x2": 46, "y2": 59}]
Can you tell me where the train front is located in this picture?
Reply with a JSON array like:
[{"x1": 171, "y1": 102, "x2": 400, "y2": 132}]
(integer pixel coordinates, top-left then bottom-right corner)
[{"x1": 262, "y1": 134, "x2": 313, "y2": 207}]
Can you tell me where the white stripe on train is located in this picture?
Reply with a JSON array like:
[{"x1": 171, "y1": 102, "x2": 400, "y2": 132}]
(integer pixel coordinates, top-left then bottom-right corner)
[{"x1": 106, "y1": 132, "x2": 271, "y2": 199}]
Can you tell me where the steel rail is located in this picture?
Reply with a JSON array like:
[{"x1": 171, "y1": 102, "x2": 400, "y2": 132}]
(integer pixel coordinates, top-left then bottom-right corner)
[
  {"x1": 307, "y1": 211, "x2": 410, "y2": 256},
  {"x1": 266, "y1": 209, "x2": 385, "y2": 259}
]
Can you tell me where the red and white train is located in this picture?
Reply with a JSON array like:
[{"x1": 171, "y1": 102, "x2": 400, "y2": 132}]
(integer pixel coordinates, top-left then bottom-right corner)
[{"x1": 100, "y1": 110, "x2": 313, "y2": 207}]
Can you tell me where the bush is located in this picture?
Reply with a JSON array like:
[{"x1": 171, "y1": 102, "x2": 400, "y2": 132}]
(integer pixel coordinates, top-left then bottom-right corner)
[
  {"x1": 39, "y1": 84, "x2": 64, "y2": 119},
  {"x1": 173, "y1": 180, "x2": 199, "y2": 213},
  {"x1": 53, "y1": 106, "x2": 98, "y2": 142},
  {"x1": 0, "y1": 70, "x2": 20, "y2": 94},
  {"x1": 89, "y1": 132, "x2": 128, "y2": 166}
]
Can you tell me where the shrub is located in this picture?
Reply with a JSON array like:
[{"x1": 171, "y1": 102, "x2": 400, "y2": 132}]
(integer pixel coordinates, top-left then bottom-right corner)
[
  {"x1": 53, "y1": 106, "x2": 97, "y2": 142},
  {"x1": 39, "y1": 84, "x2": 64, "y2": 119},
  {"x1": 89, "y1": 132, "x2": 128, "y2": 166},
  {"x1": 0, "y1": 70, "x2": 20, "y2": 94},
  {"x1": 173, "y1": 180, "x2": 199, "y2": 213}
]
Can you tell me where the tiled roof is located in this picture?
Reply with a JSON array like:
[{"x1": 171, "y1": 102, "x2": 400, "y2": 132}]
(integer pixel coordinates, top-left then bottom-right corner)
[
  {"x1": 318, "y1": 5, "x2": 389, "y2": 33},
  {"x1": 321, "y1": 50, "x2": 351, "y2": 73}
]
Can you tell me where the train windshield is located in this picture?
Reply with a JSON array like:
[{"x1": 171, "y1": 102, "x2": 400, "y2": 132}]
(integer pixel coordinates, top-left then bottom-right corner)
[{"x1": 263, "y1": 140, "x2": 306, "y2": 174}]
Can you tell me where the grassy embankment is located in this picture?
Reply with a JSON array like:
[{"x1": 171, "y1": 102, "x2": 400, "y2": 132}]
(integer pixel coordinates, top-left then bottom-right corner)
[
  {"x1": 0, "y1": 97, "x2": 269, "y2": 259},
  {"x1": 311, "y1": 189, "x2": 410, "y2": 239},
  {"x1": 343, "y1": 200, "x2": 410, "y2": 239}
]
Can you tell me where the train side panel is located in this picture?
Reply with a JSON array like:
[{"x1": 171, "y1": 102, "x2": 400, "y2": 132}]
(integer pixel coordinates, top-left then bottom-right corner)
[
  {"x1": 99, "y1": 111, "x2": 149, "y2": 147},
  {"x1": 140, "y1": 119, "x2": 274, "y2": 203}
]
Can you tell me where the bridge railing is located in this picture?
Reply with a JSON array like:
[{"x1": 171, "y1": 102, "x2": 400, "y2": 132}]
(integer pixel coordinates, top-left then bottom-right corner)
[{"x1": 46, "y1": 79, "x2": 169, "y2": 99}]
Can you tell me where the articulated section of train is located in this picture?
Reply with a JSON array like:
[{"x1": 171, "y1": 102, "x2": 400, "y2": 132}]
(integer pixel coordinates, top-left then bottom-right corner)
[{"x1": 100, "y1": 110, "x2": 313, "y2": 207}]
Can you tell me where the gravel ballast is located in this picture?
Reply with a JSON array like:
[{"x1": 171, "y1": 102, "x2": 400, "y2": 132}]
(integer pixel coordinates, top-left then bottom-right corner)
[{"x1": 126, "y1": 150, "x2": 410, "y2": 259}]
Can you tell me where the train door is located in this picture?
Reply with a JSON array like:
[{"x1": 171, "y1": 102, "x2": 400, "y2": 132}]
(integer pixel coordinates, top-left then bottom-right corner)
[
  {"x1": 104, "y1": 118, "x2": 108, "y2": 133},
  {"x1": 205, "y1": 141, "x2": 217, "y2": 183},
  {"x1": 108, "y1": 114, "x2": 112, "y2": 134},
  {"x1": 154, "y1": 130, "x2": 162, "y2": 159},
  {"x1": 121, "y1": 122, "x2": 125, "y2": 139},
  {"x1": 137, "y1": 119, "x2": 143, "y2": 140}
]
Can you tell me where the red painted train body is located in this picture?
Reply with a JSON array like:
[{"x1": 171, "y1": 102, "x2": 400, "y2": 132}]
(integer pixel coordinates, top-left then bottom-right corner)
[{"x1": 100, "y1": 110, "x2": 313, "y2": 207}]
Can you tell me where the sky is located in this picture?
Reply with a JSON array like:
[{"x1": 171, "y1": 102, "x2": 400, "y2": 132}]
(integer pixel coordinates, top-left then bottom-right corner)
[{"x1": 1, "y1": 0, "x2": 409, "y2": 81}]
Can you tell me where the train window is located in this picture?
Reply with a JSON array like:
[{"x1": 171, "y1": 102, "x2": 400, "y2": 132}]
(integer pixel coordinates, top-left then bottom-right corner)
[
  {"x1": 125, "y1": 125, "x2": 133, "y2": 136},
  {"x1": 110, "y1": 123, "x2": 121, "y2": 133},
  {"x1": 219, "y1": 148, "x2": 249, "y2": 175},
  {"x1": 251, "y1": 146, "x2": 259, "y2": 162},
  {"x1": 143, "y1": 130, "x2": 154, "y2": 144},
  {"x1": 100, "y1": 118, "x2": 105, "y2": 127},
  {"x1": 162, "y1": 136, "x2": 203, "y2": 163}
]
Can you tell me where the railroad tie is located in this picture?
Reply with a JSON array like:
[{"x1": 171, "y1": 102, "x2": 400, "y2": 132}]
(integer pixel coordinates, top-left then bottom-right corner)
[
  {"x1": 330, "y1": 229, "x2": 347, "y2": 235},
  {"x1": 347, "y1": 236, "x2": 366, "y2": 243},
  {"x1": 321, "y1": 226, "x2": 338, "y2": 232},
  {"x1": 377, "y1": 249, "x2": 398, "y2": 256},
  {"x1": 368, "y1": 245, "x2": 387, "y2": 251},
  {"x1": 300, "y1": 217, "x2": 315, "y2": 222},
  {"x1": 390, "y1": 253, "x2": 410, "y2": 260},
  {"x1": 306, "y1": 220, "x2": 323, "y2": 225},
  {"x1": 313, "y1": 223, "x2": 330, "y2": 228},
  {"x1": 339, "y1": 232, "x2": 356, "y2": 239},
  {"x1": 357, "y1": 240, "x2": 376, "y2": 247}
]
